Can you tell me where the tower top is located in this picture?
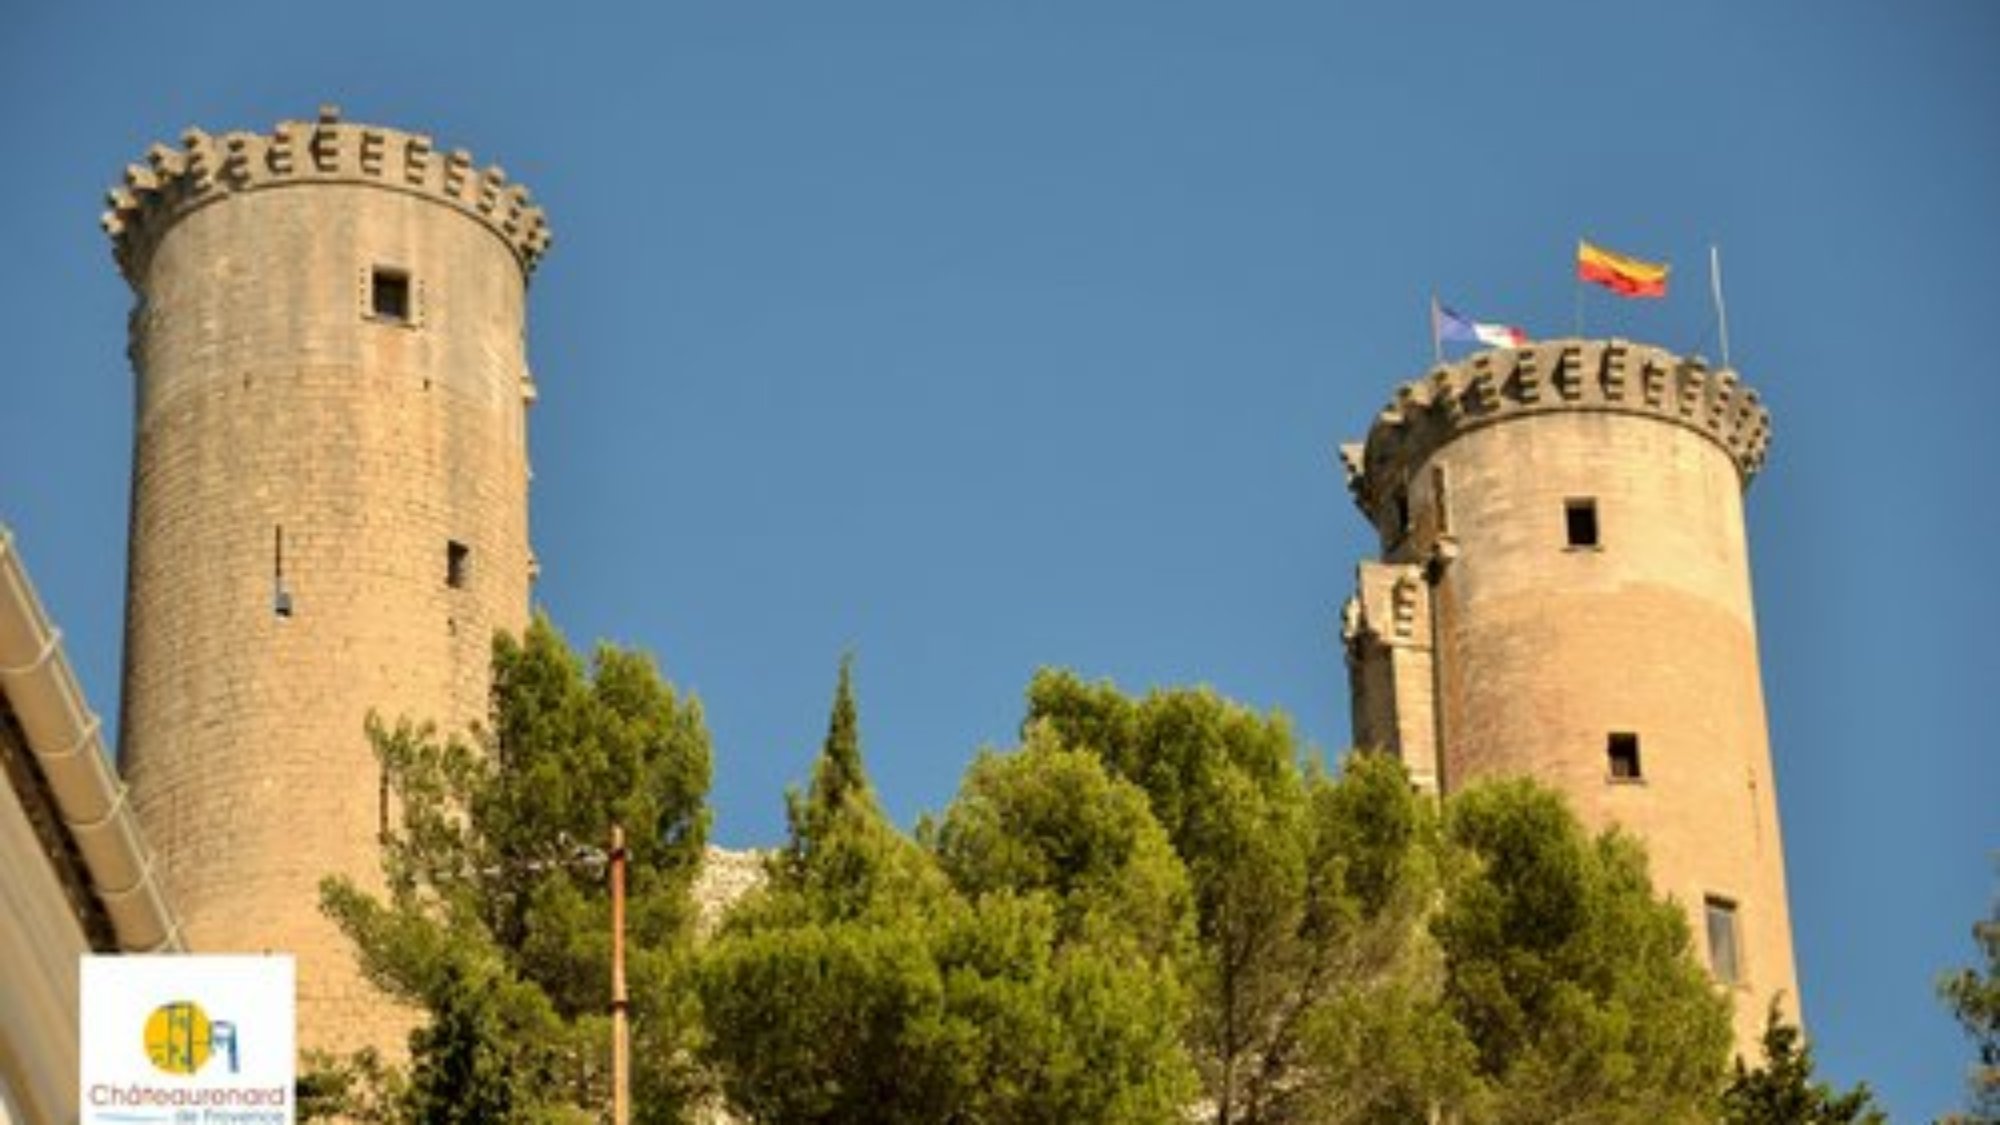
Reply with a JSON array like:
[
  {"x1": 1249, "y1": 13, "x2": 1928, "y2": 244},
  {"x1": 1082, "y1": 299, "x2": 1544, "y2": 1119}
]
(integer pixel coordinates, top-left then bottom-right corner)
[
  {"x1": 101, "y1": 111, "x2": 553, "y2": 285},
  {"x1": 1341, "y1": 338, "x2": 1772, "y2": 527}
]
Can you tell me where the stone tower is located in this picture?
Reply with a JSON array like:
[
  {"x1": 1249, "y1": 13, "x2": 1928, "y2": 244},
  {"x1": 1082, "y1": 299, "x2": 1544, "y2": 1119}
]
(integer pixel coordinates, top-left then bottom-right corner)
[
  {"x1": 103, "y1": 107, "x2": 550, "y2": 1054},
  {"x1": 1340, "y1": 338, "x2": 1797, "y2": 1054}
]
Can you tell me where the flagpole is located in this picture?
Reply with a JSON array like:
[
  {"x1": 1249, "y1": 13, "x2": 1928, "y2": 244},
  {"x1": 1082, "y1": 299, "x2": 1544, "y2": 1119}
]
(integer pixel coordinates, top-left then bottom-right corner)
[
  {"x1": 1572, "y1": 240, "x2": 1585, "y2": 338},
  {"x1": 1429, "y1": 293, "x2": 1443, "y2": 365},
  {"x1": 1710, "y1": 244, "x2": 1732, "y2": 368}
]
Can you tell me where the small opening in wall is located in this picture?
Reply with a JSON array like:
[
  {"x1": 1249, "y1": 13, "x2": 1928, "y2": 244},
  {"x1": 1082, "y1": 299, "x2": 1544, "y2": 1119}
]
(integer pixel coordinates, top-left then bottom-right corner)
[
  {"x1": 446, "y1": 540, "x2": 470, "y2": 589},
  {"x1": 1565, "y1": 498, "x2": 1600, "y2": 548},
  {"x1": 1704, "y1": 896, "x2": 1742, "y2": 986},
  {"x1": 1607, "y1": 732, "x2": 1642, "y2": 781},
  {"x1": 273, "y1": 526, "x2": 293, "y2": 618},
  {"x1": 1432, "y1": 465, "x2": 1451, "y2": 535},
  {"x1": 371, "y1": 268, "x2": 412, "y2": 324}
]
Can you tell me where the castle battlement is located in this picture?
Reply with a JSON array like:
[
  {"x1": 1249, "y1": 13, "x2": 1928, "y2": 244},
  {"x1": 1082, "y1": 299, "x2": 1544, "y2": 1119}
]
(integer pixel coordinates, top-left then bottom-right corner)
[
  {"x1": 102, "y1": 106, "x2": 552, "y2": 284},
  {"x1": 1345, "y1": 339, "x2": 1772, "y2": 525}
]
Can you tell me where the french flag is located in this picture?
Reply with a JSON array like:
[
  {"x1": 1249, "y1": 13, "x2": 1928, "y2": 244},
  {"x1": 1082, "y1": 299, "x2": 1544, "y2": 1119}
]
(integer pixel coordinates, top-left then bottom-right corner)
[{"x1": 1434, "y1": 301, "x2": 1529, "y2": 349}]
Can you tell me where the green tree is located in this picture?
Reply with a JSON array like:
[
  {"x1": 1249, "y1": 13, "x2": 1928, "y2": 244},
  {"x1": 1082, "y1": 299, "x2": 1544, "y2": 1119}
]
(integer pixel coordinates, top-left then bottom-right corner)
[
  {"x1": 695, "y1": 662, "x2": 1196, "y2": 1124},
  {"x1": 772, "y1": 652, "x2": 940, "y2": 917},
  {"x1": 1024, "y1": 672, "x2": 1469, "y2": 1125},
  {"x1": 785, "y1": 654, "x2": 865, "y2": 857},
  {"x1": 1434, "y1": 780, "x2": 1732, "y2": 1124},
  {"x1": 1720, "y1": 1002, "x2": 1885, "y2": 1125},
  {"x1": 313, "y1": 615, "x2": 712, "y2": 1123},
  {"x1": 1940, "y1": 870, "x2": 2000, "y2": 1123},
  {"x1": 699, "y1": 890, "x2": 1193, "y2": 1125},
  {"x1": 1023, "y1": 670, "x2": 1310, "y2": 1124},
  {"x1": 930, "y1": 723, "x2": 1194, "y2": 961},
  {"x1": 696, "y1": 657, "x2": 949, "y2": 1123},
  {"x1": 1290, "y1": 752, "x2": 1478, "y2": 1125}
]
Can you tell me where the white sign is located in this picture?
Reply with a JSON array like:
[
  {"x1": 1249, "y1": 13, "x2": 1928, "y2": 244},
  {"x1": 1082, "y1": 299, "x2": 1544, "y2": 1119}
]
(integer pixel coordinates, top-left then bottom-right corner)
[{"x1": 79, "y1": 955, "x2": 296, "y2": 1125}]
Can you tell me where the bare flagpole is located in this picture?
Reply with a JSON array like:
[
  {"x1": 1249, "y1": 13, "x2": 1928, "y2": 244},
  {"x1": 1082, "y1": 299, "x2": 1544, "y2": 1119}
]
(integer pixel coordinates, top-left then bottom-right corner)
[
  {"x1": 1573, "y1": 240, "x2": 1585, "y2": 337},
  {"x1": 1710, "y1": 244, "x2": 1732, "y2": 368},
  {"x1": 1430, "y1": 293, "x2": 1443, "y2": 365}
]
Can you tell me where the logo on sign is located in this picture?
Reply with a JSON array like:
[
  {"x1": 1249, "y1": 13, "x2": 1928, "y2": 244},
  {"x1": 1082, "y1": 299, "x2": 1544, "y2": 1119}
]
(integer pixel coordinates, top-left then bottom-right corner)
[
  {"x1": 143, "y1": 1000, "x2": 240, "y2": 1076},
  {"x1": 80, "y1": 955, "x2": 295, "y2": 1124}
]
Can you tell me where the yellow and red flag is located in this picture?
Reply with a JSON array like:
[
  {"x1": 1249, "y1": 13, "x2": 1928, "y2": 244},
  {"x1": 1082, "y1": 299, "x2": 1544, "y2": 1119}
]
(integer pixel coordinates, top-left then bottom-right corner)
[{"x1": 1577, "y1": 240, "x2": 1669, "y2": 298}]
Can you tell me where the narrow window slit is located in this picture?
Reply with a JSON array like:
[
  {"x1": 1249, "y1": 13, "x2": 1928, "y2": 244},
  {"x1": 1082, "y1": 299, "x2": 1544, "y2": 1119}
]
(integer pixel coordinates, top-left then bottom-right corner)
[
  {"x1": 1705, "y1": 896, "x2": 1742, "y2": 985},
  {"x1": 273, "y1": 525, "x2": 293, "y2": 618},
  {"x1": 446, "y1": 540, "x2": 470, "y2": 589}
]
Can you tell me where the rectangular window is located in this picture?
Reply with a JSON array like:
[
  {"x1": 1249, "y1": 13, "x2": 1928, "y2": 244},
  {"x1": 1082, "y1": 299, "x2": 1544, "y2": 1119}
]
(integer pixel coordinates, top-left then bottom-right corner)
[
  {"x1": 1432, "y1": 465, "x2": 1451, "y2": 535},
  {"x1": 1607, "y1": 732, "x2": 1642, "y2": 781},
  {"x1": 446, "y1": 540, "x2": 470, "y2": 589},
  {"x1": 1705, "y1": 896, "x2": 1742, "y2": 985},
  {"x1": 371, "y1": 268, "x2": 412, "y2": 323},
  {"x1": 1565, "y1": 498, "x2": 1600, "y2": 548}
]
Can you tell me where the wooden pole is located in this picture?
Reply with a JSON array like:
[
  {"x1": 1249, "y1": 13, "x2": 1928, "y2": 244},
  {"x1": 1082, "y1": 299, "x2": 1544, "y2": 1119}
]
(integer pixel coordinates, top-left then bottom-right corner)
[{"x1": 610, "y1": 823, "x2": 630, "y2": 1125}]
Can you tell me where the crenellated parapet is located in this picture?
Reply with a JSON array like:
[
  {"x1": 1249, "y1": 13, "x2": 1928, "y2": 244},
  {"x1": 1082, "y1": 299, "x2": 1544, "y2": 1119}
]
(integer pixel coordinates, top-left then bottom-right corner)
[
  {"x1": 102, "y1": 106, "x2": 552, "y2": 284},
  {"x1": 1346, "y1": 338, "x2": 1772, "y2": 524}
]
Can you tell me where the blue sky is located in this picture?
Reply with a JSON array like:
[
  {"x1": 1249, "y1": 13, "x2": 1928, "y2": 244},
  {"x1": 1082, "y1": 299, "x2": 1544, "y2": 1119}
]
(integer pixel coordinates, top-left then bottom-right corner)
[{"x1": 3, "y1": 2, "x2": 1995, "y2": 1116}]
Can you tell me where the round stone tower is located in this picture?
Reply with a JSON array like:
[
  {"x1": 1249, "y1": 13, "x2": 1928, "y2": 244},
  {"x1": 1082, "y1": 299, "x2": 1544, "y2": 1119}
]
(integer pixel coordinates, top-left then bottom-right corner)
[
  {"x1": 103, "y1": 107, "x2": 550, "y2": 1054},
  {"x1": 1340, "y1": 338, "x2": 1796, "y2": 1054}
]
